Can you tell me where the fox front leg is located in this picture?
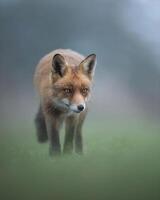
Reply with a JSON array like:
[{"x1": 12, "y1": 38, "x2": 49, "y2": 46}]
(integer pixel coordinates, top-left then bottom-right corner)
[
  {"x1": 63, "y1": 116, "x2": 78, "y2": 154},
  {"x1": 75, "y1": 111, "x2": 87, "y2": 154},
  {"x1": 45, "y1": 116, "x2": 61, "y2": 156},
  {"x1": 75, "y1": 121, "x2": 83, "y2": 154}
]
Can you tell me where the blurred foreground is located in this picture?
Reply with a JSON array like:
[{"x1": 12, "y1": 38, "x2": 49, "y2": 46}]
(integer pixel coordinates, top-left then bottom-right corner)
[{"x1": 0, "y1": 118, "x2": 160, "y2": 200}]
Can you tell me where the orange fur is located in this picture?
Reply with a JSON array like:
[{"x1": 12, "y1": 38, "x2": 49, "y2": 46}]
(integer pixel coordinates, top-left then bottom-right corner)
[{"x1": 34, "y1": 49, "x2": 96, "y2": 155}]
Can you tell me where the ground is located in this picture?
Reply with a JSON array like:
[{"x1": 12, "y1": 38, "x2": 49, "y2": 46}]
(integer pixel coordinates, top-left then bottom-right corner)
[{"x1": 0, "y1": 117, "x2": 160, "y2": 200}]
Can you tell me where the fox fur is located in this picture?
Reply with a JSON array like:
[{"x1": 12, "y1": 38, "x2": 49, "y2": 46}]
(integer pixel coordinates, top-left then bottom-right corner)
[{"x1": 34, "y1": 49, "x2": 96, "y2": 155}]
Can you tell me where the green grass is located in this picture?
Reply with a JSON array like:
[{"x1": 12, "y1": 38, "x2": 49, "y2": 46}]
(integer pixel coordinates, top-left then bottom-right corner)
[{"x1": 0, "y1": 118, "x2": 160, "y2": 200}]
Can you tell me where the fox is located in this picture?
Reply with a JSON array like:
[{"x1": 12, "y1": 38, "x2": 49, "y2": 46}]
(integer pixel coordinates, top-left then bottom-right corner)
[{"x1": 34, "y1": 49, "x2": 96, "y2": 155}]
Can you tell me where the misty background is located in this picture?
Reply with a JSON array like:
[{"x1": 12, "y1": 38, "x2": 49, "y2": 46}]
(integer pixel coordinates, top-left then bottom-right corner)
[
  {"x1": 1, "y1": 0, "x2": 160, "y2": 128},
  {"x1": 1, "y1": 1, "x2": 160, "y2": 200}
]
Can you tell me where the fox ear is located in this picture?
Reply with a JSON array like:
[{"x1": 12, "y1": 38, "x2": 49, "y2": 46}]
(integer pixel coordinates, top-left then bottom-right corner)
[
  {"x1": 80, "y1": 54, "x2": 96, "y2": 79},
  {"x1": 52, "y1": 54, "x2": 67, "y2": 77}
]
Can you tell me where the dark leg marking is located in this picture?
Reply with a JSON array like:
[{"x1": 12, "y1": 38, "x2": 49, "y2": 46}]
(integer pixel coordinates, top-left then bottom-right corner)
[
  {"x1": 75, "y1": 113, "x2": 86, "y2": 154},
  {"x1": 63, "y1": 116, "x2": 77, "y2": 154},
  {"x1": 75, "y1": 122, "x2": 83, "y2": 154},
  {"x1": 45, "y1": 117, "x2": 61, "y2": 156}
]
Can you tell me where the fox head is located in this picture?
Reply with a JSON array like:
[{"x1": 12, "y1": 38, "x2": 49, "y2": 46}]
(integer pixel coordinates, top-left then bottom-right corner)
[{"x1": 50, "y1": 53, "x2": 96, "y2": 113}]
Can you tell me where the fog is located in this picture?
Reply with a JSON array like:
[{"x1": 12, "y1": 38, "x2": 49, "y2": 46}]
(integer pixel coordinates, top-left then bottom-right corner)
[
  {"x1": 1, "y1": 0, "x2": 160, "y2": 126},
  {"x1": 1, "y1": 1, "x2": 160, "y2": 199}
]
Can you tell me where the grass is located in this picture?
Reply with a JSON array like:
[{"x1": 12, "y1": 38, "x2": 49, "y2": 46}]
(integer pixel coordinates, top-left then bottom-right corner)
[{"x1": 0, "y1": 118, "x2": 160, "y2": 200}]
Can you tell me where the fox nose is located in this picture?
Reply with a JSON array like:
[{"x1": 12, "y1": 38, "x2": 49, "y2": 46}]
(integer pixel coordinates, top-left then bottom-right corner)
[{"x1": 77, "y1": 104, "x2": 84, "y2": 112}]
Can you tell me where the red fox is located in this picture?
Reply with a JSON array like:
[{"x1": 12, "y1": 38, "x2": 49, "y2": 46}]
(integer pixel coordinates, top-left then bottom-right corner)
[{"x1": 34, "y1": 49, "x2": 96, "y2": 155}]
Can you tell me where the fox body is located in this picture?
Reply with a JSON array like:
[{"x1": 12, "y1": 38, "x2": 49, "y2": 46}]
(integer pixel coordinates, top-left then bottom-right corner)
[{"x1": 34, "y1": 49, "x2": 96, "y2": 155}]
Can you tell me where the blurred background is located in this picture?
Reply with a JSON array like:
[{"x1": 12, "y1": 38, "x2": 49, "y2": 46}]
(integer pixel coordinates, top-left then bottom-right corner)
[{"x1": 0, "y1": 0, "x2": 160, "y2": 200}]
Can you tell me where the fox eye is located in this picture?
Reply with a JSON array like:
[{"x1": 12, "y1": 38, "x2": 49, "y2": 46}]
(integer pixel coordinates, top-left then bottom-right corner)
[
  {"x1": 64, "y1": 88, "x2": 72, "y2": 95},
  {"x1": 81, "y1": 88, "x2": 89, "y2": 96}
]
